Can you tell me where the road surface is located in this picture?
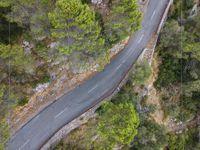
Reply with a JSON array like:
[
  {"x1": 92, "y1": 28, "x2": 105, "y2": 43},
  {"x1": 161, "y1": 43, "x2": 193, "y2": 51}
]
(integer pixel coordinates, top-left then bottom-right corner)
[{"x1": 7, "y1": 0, "x2": 169, "y2": 149}]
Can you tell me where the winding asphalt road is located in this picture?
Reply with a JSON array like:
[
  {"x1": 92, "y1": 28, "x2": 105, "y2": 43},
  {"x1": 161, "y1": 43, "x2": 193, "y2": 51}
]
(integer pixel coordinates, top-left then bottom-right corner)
[{"x1": 7, "y1": 0, "x2": 170, "y2": 149}]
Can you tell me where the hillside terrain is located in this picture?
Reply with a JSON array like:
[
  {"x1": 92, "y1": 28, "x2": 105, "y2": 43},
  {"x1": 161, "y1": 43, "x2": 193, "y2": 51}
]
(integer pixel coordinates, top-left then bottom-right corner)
[
  {"x1": 0, "y1": 0, "x2": 141, "y2": 149},
  {"x1": 0, "y1": 0, "x2": 200, "y2": 150},
  {"x1": 52, "y1": 0, "x2": 200, "y2": 149}
]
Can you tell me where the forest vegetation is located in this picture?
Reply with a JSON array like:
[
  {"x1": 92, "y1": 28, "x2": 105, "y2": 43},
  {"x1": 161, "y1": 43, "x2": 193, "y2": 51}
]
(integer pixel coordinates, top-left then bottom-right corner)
[
  {"x1": 0, "y1": 0, "x2": 199, "y2": 149},
  {"x1": 52, "y1": 0, "x2": 200, "y2": 149},
  {"x1": 0, "y1": 0, "x2": 142, "y2": 149}
]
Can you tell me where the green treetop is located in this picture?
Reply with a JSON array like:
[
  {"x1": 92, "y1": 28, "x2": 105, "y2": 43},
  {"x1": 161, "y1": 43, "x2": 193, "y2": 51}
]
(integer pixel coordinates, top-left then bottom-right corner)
[
  {"x1": 104, "y1": 0, "x2": 142, "y2": 45},
  {"x1": 183, "y1": 42, "x2": 200, "y2": 61},
  {"x1": 6, "y1": 0, "x2": 54, "y2": 39},
  {"x1": 0, "y1": 44, "x2": 35, "y2": 75},
  {"x1": 48, "y1": 0, "x2": 105, "y2": 55},
  {"x1": 97, "y1": 102, "x2": 139, "y2": 149}
]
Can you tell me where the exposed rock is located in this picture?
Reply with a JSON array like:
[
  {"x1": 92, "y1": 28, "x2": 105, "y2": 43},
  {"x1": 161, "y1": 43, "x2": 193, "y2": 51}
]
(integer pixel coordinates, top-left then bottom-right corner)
[
  {"x1": 189, "y1": 4, "x2": 199, "y2": 18},
  {"x1": 22, "y1": 40, "x2": 33, "y2": 55},
  {"x1": 91, "y1": 0, "x2": 103, "y2": 5},
  {"x1": 50, "y1": 73, "x2": 56, "y2": 81},
  {"x1": 69, "y1": 52, "x2": 94, "y2": 74},
  {"x1": 35, "y1": 59, "x2": 45, "y2": 67},
  {"x1": 48, "y1": 42, "x2": 60, "y2": 49},
  {"x1": 34, "y1": 83, "x2": 49, "y2": 93},
  {"x1": 110, "y1": 37, "x2": 129, "y2": 56}
]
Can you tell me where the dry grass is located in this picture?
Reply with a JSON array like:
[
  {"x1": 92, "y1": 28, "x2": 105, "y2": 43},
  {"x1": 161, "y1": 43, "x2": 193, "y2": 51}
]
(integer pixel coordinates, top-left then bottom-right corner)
[{"x1": 145, "y1": 53, "x2": 167, "y2": 125}]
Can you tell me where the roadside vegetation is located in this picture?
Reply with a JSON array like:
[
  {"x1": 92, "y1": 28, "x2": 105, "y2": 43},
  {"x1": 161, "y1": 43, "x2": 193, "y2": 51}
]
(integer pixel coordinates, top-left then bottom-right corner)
[
  {"x1": 2, "y1": 0, "x2": 199, "y2": 149},
  {"x1": 53, "y1": 0, "x2": 200, "y2": 149},
  {"x1": 155, "y1": 0, "x2": 200, "y2": 121},
  {"x1": 154, "y1": 0, "x2": 200, "y2": 149},
  {"x1": 0, "y1": 0, "x2": 142, "y2": 149}
]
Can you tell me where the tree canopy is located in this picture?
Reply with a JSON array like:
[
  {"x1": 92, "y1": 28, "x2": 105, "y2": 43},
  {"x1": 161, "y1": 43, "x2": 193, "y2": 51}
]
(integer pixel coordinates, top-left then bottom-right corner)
[
  {"x1": 104, "y1": 0, "x2": 142, "y2": 44},
  {"x1": 6, "y1": 0, "x2": 53, "y2": 39},
  {"x1": 48, "y1": 0, "x2": 105, "y2": 55},
  {"x1": 97, "y1": 102, "x2": 139, "y2": 149},
  {"x1": 0, "y1": 44, "x2": 35, "y2": 75}
]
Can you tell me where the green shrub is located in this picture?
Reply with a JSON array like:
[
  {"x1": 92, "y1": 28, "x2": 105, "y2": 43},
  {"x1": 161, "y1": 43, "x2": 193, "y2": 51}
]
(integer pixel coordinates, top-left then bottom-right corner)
[{"x1": 18, "y1": 97, "x2": 29, "y2": 106}]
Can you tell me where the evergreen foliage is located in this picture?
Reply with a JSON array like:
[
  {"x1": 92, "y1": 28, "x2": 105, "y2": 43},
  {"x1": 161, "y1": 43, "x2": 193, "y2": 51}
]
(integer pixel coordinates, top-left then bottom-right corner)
[
  {"x1": 0, "y1": 119, "x2": 9, "y2": 150},
  {"x1": 132, "y1": 120, "x2": 167, "y2": 150},
  {"x1": 6, "y1": 0, "x2": 54, "y2": 39},
  {"x1": 97, "y1": 102, "x2": 139, "y2": 149},
  {"x1": 0, "y1": 44, "x2": 35, "y2": 75},
  {"x1": 0, "y1": 0, "x2": 142, "y2": 148},
  {"x1": 130, "y1": 62, "x2": 152, "y2": 86},
  {"x1": 48, "y1": 0, "x2": 105, "y2": 55},
  {"x1": 104, "y1": 0, "x2": 142, "y2": 45}
]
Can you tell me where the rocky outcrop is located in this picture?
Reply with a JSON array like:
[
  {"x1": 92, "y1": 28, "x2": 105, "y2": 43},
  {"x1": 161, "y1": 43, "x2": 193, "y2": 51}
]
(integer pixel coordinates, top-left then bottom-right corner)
[
  {"x1": 22, "y1": 41, "x2": 33, "y2": 55},
  {"x1": 189, "y1": 1, "x2": 199, "y2": 18},
  {"x1": 91, "y1": 0, "x2": 102, "y2": 5}
]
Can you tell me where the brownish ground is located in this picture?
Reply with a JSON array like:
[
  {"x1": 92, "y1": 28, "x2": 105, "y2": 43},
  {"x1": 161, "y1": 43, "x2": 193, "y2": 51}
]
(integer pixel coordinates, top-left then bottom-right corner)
[{"x1": 146, "y1": 53, "x2": 166, "y2": 125}]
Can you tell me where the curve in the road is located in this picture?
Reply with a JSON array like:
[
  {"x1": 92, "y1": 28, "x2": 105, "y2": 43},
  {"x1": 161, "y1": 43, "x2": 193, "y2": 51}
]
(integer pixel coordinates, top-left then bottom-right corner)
[{"x1": 7, "y1": 0, "x2": 170, "y2": 149}]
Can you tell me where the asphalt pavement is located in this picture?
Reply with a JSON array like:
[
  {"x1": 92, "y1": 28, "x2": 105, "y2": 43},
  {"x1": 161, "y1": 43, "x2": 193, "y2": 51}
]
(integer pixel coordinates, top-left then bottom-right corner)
[{"x1": 7, "y1": 0, "x2": 169, "y2": 149}]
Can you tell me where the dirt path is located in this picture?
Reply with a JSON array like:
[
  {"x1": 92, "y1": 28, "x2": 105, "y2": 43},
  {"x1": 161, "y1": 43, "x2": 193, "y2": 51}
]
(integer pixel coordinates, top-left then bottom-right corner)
[{"x1": 145, "y1": 54, "x2": 166, "y2": 125}]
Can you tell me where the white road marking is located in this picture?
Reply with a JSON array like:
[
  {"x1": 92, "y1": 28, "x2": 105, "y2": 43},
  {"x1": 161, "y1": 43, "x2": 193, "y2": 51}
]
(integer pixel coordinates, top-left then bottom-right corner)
[
  {"x1": 137, "y1": 34, "x2": 144, "y2": 43},
  {"x1": 102, "y1": 89, "x2": 108, "y2": 95},
  {"x1": 126, "y1": 50, "x2": 133, "y2": 57},
  {"x1": 88, "y1": 84, "x2": 98, "y2": 94},
  {"x1": 116, "y1": 64, "x2": 122, "y2": 71},
  {"x1": 18, "y1": 139, "x2": 30, "y2": 150},
  {"x1": 54, "y1": 107, "x2": 68, "y2": 119},
  {"x1": 151, "y1": 10, "x2": 156, "y2": 20}
]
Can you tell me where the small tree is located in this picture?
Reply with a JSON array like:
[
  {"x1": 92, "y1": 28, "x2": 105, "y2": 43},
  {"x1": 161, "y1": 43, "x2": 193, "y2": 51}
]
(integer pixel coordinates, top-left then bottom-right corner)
[
  {"x1": 48, "y1": 0, "x2": 105, "y2": 55},
  {"x1": 104, "y1": 0, "x2": 142, "y2": 45},
  {"x1": 167, "y1": 133, "x2": 187, "y2": 150},
  {"x1": 132, "y1": 120, "x2": 167, "y2": 150},
  {"x1": 97, "y1": 102, "x2": 139, "y2": 149},
  {"x1": 0, "y1": 44, "x2": 35, "y2": 75},
  {"x1": 130, "y1": 62, "x2": 151, "y2": 86},
  {"x1": 7, "y1": 0, "x2": 53, "y2": 39}
]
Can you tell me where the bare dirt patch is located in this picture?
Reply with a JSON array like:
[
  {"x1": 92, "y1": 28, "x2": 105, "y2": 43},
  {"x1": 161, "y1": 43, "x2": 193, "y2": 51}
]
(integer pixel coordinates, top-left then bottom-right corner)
[{"x1": 146, "y1": 53, "x2": 166, "y2": 125}]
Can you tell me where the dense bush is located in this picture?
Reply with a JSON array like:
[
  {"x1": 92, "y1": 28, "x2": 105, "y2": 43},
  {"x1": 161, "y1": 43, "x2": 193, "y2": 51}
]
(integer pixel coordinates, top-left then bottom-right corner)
[
  {"x1": 104, "y1": 0, "x2": 142, "y2": 45},
  {"x1": 168, "y1": 128, "x2": 200, "y2": 150},
  {"x1": 130, "y1": 62, "x2": 152, "y2": 86},
  {"x1": 49, "y1": 0, "x2": 105, "y2": 55},
  {"x1": 132, "y1": 120, "x2": 167, "y2": 150},
  {"x1": 96, "y1": 102, "x2": 139, "y2": 149}
]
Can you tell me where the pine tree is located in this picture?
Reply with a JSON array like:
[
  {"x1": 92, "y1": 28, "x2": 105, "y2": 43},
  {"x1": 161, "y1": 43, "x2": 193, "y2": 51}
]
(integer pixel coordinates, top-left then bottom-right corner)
[
  {"x1": 0, "y1": 44, "x2": 35, "y2": 75},
  {"x1": 104, "y1": 0, "x2": 142, "y2": 45},
  {"x1": 6, "y1": 0, "x2": 54, "y2": 39},
  {"x1": 97, "y1": 102, "x2": 139, "y2": 149},
  {"x1": 48, "y1": 0, "x2": 105, "y2": 55}
]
